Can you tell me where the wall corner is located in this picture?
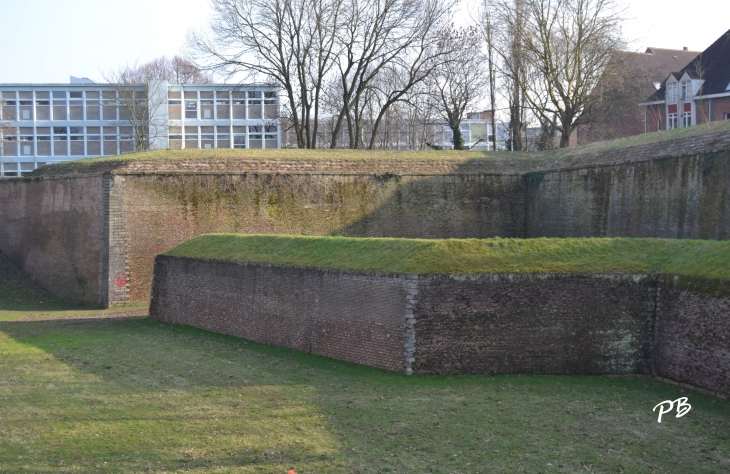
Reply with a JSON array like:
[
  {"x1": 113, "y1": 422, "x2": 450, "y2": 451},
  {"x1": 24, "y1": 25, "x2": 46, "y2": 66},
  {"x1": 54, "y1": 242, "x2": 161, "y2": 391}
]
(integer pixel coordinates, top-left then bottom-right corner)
[
  {"x1": 103, "y1": 173, "x2": 129, "y2": 307},
  {"x1": 404, "y1": 274, "x2": 419, "y2": 374}
]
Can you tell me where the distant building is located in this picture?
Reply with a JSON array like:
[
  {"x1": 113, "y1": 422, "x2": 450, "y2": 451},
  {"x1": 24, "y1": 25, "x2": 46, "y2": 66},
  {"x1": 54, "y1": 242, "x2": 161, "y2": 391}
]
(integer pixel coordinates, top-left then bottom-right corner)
[
  {"x1": 431, "y1": 110, "x2": 496, "y2": 151},
  {"x1": 577, "y1": 46, "x2": 699, "y2": 144},
  {"x1": 642, "y1": 29, "x2": 730, "y2": 132},
  {"x1": 0, "y1": 79, "x2": 280, "y2": 177}
]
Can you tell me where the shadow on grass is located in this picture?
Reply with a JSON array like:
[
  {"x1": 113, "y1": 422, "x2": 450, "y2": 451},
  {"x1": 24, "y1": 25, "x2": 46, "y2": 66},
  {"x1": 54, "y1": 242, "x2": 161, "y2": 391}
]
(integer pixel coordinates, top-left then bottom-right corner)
[
  {"x1": 0, "y1": 249, "x2": 149, "y2": 321},
  {"x1": 1, "y1": 316, "x2": 730, "y2": 473}
]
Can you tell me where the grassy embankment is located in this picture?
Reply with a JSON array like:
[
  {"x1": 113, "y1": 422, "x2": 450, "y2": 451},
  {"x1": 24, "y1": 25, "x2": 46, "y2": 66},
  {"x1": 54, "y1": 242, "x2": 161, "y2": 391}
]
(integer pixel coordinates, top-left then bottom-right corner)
[
  {"x1": 167, "y1": 234, "x2": 730, "y2": 279},
  {"x1": 1, "y1": 246, "x2": 730, "y2": 472},
  {"x1": 25, "y1": 119, "x2": 730, "y2": 178}
]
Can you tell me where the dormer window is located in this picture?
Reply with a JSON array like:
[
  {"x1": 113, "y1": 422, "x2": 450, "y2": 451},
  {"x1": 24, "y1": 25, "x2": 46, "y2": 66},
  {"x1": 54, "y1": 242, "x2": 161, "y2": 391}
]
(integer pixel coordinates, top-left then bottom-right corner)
[
  {"x1": 666, "y1": 82, "x2": 677, "y2": 103},
  {"x1": 681, "y1": 81, "x2": 692, "y2": 101}
]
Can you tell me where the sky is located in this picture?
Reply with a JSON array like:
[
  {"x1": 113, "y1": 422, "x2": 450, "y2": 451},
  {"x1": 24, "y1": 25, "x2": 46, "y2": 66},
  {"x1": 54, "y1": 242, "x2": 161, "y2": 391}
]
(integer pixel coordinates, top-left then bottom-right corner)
[{"x1": 0, "y1": 0, "x2": 728, "y2": 84}]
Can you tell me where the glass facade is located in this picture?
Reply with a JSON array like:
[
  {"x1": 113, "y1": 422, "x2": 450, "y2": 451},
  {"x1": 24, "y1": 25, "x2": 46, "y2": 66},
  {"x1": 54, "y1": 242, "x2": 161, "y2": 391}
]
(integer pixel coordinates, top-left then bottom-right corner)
[{"x1": 0, "y1": 83, "x2": 280, "y2": 177}]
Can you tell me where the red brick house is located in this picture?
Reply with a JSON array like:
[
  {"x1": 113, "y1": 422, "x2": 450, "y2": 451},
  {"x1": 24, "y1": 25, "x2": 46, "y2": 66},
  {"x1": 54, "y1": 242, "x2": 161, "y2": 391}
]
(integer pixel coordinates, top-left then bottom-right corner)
[
  {"x1": 643, "y1": 29, "x2": 730, "y2": 132},
  {"x1": 577, "y1": 47, "x2": 699, "y2": 144}
]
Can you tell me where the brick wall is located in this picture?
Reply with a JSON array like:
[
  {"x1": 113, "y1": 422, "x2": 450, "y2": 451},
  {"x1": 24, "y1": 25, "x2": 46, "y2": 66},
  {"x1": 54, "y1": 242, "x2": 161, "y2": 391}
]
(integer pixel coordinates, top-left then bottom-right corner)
[
  {"x1": 126, "y1": 173, "x2": 525, "y2": 301},
  {"x1": 3, "y1": 140, "x2": 730, "y2": 306},
  {"x1": 149, "y1": 256, "x2": 408, "y2": 371},
  {"x1": 528, "y1": 151, "x2": 730, "y2": 239},
  {"x1": 411, "y1": 274, "x2": 655, "y2": 375},
  {"x1": 105, "y1": 174, "x2": 129, "y2": 306},
  {"x1": 0, "y1": 175, "x2": 108, "y2": 306},
  {"x1": 150, "y1": 258, "x2": 730, "y2": 397},
  {"x1": 655, "y1": 276, "x2": 730, "y2": 397}
]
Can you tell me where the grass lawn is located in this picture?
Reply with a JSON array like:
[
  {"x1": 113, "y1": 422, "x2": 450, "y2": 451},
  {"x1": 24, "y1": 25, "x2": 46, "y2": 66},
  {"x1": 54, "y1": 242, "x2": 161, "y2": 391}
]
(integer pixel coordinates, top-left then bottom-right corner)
[
  {"x1": 1, "y1": 251, "x2": 729, "y2": 473},
  {"x1": 167, "y1": 235, "x2": 730, "y2": 279}
]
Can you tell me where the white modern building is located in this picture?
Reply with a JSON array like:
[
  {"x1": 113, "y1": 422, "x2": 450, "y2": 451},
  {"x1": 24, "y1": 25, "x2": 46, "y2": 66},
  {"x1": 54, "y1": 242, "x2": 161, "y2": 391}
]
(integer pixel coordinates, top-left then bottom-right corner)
[{"x1": 0, "y1": 79, "x2": 281, "y2": 177}]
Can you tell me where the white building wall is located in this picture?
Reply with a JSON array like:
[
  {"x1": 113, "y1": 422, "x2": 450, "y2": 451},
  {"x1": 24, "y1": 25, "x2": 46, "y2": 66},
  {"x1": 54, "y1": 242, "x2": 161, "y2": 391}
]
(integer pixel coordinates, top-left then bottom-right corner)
[{"x1": 0, "y1": 82, "x2": 280, "y2": 178}]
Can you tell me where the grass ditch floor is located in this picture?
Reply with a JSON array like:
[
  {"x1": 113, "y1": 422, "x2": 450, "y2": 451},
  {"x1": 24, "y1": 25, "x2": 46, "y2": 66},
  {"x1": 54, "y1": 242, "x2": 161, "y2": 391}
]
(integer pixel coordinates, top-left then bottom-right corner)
[
  {"x1": 1, "y1": 250, "x2": 729, "y2": 472},
  {"x1": 166, "y1": 235, "x2": 730, "y2": 279}
]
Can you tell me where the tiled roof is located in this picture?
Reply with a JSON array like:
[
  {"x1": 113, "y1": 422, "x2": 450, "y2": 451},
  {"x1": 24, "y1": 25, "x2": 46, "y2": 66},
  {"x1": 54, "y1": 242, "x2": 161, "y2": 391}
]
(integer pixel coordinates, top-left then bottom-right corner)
[
  {"x1": 641, "y1": 48, "x2": 700, "y2": 76},
  {"x1": 646, "y1": 29, "x2": 730, "y2": 102},
  {"x1": 617, "y1": 47, "x2": 698, "y2": 103}
]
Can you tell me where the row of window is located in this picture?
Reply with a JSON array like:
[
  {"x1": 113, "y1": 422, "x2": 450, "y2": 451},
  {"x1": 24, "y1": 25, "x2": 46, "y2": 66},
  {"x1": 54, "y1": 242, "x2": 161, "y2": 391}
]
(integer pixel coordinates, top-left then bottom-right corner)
[
  {"x1": 0, "y1": 92, "x2": 142, "y2": 122},
  {"x1": 667, "y1": 112, "x2": 692, "y2": 130},
  {"x1": 665, "y1": 81, "x2": 693, "y2": 103},
  {"x1": 1, "y1": 89, "x2": 276, "y2": 101},
  {"x1": 0, "y1": 162, "x2": 43, "y2": 178},
  {"x1": 168, "y1": 92, "x2": 277, "y2": 120},
  {"x1": 168, "y1": 125, "x2": 279, "y2": 150},
  {"x1": 0, "y1": 125, "x2": 280, "y2": 156},
  {"x1": 0, "y1": 89, "x2": 279, "y2": 122}
]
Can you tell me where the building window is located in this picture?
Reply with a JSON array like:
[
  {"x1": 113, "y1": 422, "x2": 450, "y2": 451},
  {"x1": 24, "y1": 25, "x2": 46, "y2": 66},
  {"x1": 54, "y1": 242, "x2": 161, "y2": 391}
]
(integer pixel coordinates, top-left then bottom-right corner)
[
  {"x1": 668, "y1": 113, "x2": 677, "y2": 130},
  {"x1": 248, "y1": 91, "x2": 262, "y2": 119},
  {"x1": 233, "y1": 126, "x2": 246, "y2": 148},
  {"x1": 185, "y1": 100, "x2": 197, "y2": 119},
  {"x1": 185, "y1": 126, "x2": 199, "y2": 149},
  {"x1": 681, "y1": 81, "x2": 692, "y2": 101},
  {"x1": 461, "y1": 123, "x2": 471, "y2": 143},
  {"x1": 52, "y1": 91, "x2": 67, "y2": 121},
  {"x1": 682, "y1": 111, "x2": 692, "y2": 127},
  {"x1": 725, "y1": 113, "x2": 730, "y2": 121},
  {"x1": 666, "y1": 83, "x2": 677, "y2": 103},
  {"x1": 264, "y1": 91, "x2": 278, "y2": 119},
  {"x1": 37, "y1": 128, "x2": 51, "y2": 155}
]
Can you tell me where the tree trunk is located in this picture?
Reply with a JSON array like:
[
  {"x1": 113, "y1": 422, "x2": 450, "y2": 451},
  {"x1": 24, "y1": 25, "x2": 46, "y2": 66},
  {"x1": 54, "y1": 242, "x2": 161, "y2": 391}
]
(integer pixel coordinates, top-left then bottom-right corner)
[
  {"x1": 559, "y1": 130, "x2": 571, "y2": 148},
  {"x1": 451, "y1": 125, "x2": 464, "y2": 150}
]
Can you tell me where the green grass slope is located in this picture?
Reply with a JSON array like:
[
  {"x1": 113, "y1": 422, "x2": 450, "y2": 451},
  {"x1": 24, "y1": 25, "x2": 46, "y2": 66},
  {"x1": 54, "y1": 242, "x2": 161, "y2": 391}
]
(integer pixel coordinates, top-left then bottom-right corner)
[
  {"x1": 25, "y1": 120, "x2": 730, "y2": 178},
  {"x1": 166, "y1": 234, "x2": 730, "y2": 279},
  {"x1": 1, "y1": 257, "x2": 729, "y2": 472},
  {"x1": 1, "y1": 238, "x2": 729, "y2": 472}
]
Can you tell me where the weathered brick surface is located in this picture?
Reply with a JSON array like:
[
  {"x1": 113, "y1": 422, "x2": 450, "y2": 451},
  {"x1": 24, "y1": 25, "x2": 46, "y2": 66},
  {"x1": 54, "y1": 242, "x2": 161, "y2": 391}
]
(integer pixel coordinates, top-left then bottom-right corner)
[
  {"x1": 0, "y1": 175, "x2": 107, "y2": 306},
  {"x1": 3, "y1": 143, "x2": 730, "y2": 307},
  {"x1": 105, "y1": 175, "x2": 129, "y2": 306},
  {"x1": 528, "y1": 152, "x2": 730, "y2": 239},
  {"x1": 412, "y1": 274, "x2": 655, "y2": 375},
  {"x1": 655, "y1": 277, "x2": 730, "y2": 397},
  {"x1": 126, "y1": 173, "x2": 525, "y2": 301},
  {"x1": 150, "y1": 256, "x2": 408, "y2": 371},
  {"x1": 150, "y1": 257, "x2": 730, "y2": 396}
]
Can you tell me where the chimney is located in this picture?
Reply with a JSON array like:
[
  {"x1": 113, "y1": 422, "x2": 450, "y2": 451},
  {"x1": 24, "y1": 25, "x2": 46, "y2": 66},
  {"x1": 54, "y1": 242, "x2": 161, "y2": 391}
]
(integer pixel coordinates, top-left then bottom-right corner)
[{"x1": 683, "y1": 47, "x2": 688, "y2": 51}]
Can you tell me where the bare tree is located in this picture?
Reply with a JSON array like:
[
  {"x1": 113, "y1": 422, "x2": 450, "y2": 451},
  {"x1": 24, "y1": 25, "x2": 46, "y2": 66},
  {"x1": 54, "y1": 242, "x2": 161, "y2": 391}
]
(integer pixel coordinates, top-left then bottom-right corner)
[
  {"x1": 576, "y1": 50, "x2": 666, "y2": 143},
  {"x1": 476, "y1": 0, "x2": 499, "y2": 151},
  {"x1": 102, "y1": 64, "x2": 169, "y2": 153},
  {"x1": 101, "y1": 56, "x2": 213, "y2": 152},
  {"x1": 187, "y1": 0, "x2": 341, "y2": 149},
  {"x1": 328, "y1": 0, "x2": 456, "y2": 149},
  {"x1": 497, "y1": 0, "x2": 626, "y2": 147},
  {"x1": 138, "y1": 55, "x2": 214, "y2": 84},
  {"x1": 430, "y1": 27, "x2": 488, "y2": 150}
]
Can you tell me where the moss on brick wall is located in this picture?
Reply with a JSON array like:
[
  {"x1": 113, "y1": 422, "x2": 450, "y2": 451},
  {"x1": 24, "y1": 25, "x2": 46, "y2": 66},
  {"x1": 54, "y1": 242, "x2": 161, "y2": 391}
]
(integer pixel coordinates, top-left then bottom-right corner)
[
  {"x1": 528, "y1": 151, "x2": 730, "y2": 239},
  {"x1": 125, "y1": 173, "x2": 525, "y2": 301}
]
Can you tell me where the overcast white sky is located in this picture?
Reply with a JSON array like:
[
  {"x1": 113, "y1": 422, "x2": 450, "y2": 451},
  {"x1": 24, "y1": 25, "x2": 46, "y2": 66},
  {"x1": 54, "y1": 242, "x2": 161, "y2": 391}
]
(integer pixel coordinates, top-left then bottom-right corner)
[{"x1": 0, "y1": 0, "x2": 727, "y2": 83}]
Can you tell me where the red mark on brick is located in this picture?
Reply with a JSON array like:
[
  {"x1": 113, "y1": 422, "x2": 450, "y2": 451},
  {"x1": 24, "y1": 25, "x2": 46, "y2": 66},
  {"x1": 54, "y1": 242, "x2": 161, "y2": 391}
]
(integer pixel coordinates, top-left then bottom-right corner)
[{"x1": 115, "y1": 272, "x2": 128, "y2": 287}]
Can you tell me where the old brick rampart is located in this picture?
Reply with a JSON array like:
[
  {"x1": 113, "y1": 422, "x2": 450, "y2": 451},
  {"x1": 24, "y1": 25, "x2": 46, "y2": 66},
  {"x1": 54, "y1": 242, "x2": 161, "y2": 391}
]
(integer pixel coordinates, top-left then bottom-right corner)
[
  {"x1": 149, "y1": 256, "x2": 730, "y2": 397},
  {"x1": 149, "y1": 255, "x2": 408, "y2": 371},
  {"x1": 0, "y1": 175, "x2": 127, "y2": 306},
  {"x1": 1, "y1": 131, "x2": 730, "y2": 305}
]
